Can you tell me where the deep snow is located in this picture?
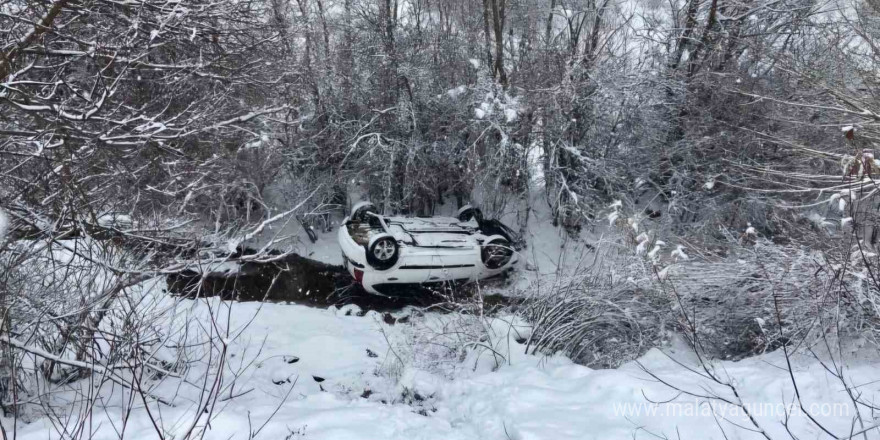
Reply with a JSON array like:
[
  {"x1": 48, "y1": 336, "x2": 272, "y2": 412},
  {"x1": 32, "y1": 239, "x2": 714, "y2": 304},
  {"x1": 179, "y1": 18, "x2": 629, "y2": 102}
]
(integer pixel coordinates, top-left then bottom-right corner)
[{"x1": 11, "y1": 291, "x2": 880, "y2": 440}]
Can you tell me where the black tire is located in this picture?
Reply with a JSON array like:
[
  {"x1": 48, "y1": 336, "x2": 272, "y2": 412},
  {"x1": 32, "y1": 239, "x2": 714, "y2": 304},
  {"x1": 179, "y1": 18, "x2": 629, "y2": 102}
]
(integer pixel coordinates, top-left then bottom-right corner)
[
  {"x1": 298, "y1": 216, "x2": 319, "y2": 243},
  {"x1": 481, "y1": 236, "x2": 513, "y2": 269},
  {"x1": 366, "y1": 233, "x2": 399, "y2": 270},
  {"x1": 352, "y1": 202, "x2": 378, "y2": 222},
  {"x1": 304, "y1": 225, "x2": 318, "y2": 243},
  {"x1": 479, "y1": 218, "x2": 523, "y2": 250},
  {"x1": 457, "y1": 205, "x2": 484, "y2": 223},
  {"x1": 352, "y1": 202, "x2": 385, "y2": 229}
]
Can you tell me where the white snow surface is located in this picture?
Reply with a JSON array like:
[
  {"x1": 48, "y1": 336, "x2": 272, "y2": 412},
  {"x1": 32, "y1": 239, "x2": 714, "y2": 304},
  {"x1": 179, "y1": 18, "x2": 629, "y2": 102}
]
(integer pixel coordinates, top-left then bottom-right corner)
[
  {"x1": 12, "y1": 288, "x2": 880, "y2": 440},
  {"x1": 201, "y1": 174, "x2": 880, "y2": 438}
]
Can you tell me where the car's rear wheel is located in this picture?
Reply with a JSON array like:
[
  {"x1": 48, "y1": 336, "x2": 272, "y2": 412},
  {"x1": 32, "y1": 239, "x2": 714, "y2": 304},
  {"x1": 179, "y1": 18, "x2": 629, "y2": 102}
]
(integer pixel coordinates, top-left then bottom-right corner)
[
  {"x1": 457, "y1": 205, "x2": 484, "y2": 223},
  {"x1": 351, "y1": 201, "x2": 382, "y2": 228},
  {"x1": 481, "y1": 235, "x2": 513, "y2": 269},
  {"x1": 366, "y1": 233, "x2": 399, "y2": 270}
]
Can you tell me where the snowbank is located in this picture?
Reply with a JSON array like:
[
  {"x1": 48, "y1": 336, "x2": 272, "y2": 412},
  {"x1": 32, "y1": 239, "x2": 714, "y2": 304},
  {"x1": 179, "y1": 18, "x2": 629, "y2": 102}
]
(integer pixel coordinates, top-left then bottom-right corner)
[{"x1": 12, "y1": 294, "x2": 880, "y2": 440}]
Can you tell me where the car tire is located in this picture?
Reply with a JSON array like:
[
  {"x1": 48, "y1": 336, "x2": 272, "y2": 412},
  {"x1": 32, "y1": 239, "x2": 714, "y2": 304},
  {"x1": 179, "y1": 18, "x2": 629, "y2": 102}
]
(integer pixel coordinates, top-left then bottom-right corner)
[
  {"x1": 351, "y1": 201, "x2": 378, "y2": 222},
  {"x1": 305, "y1": 225, "x2": 318, "y2": 243},
  {"x1": 457, "y1": 205, "x2": 484, "y2": 223},
  {"x1": 479, "y1": 218, "x2": 522, "y2": 250},
  {"x1": 351, "y1": 201, "x2": 383, "y2": 228},
  {"x1": 366, "y1": 233, "x2": 399, "y2": 270},
  {"x1": 481, "y1": 235, "x2": 513, "y2": 270}
]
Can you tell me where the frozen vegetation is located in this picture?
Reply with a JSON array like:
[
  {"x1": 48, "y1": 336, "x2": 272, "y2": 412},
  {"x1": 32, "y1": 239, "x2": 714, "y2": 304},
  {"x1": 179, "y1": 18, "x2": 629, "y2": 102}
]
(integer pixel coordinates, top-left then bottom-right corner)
[{"x1": 3, "y1": 0, "x2": 880, "y2": 438}]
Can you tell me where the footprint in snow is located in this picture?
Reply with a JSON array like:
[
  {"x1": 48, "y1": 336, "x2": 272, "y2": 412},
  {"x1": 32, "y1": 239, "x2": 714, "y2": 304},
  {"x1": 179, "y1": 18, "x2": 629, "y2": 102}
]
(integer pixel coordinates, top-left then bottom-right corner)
[{"x1": 272, "y1": 377, "x2": 292, "y2": 385}]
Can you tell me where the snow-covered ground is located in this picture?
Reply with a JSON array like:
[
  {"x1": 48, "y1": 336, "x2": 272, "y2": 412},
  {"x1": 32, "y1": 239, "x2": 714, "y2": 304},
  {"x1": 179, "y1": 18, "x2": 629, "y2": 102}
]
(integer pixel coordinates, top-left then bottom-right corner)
[
  {"x1": 12, "y1": 285, "x2": 880, "y2": 440},
  {"x1": 122, "y1": 180, "x2": 880, "y2": 440}
]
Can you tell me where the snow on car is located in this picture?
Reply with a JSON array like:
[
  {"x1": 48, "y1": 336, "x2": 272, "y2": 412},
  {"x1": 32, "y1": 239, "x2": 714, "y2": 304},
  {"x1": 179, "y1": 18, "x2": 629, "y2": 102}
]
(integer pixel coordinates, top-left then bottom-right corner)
[{"x1": 338, "y1": 202, "x2": 520, "y2": 295}]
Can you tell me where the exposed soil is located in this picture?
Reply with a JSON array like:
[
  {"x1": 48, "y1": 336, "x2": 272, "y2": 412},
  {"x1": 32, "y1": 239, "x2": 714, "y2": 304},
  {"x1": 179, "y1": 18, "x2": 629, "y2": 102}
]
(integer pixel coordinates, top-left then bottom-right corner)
[{"x1": 166, "y1": 249, "x2": 515, "y2": 314}]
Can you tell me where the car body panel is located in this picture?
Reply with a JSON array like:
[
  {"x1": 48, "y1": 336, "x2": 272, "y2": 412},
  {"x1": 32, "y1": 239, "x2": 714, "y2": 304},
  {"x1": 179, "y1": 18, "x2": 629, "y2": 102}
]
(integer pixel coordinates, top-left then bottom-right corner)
[{"x1": 338, "y1": 214, "x2": 516, "y2": 295}]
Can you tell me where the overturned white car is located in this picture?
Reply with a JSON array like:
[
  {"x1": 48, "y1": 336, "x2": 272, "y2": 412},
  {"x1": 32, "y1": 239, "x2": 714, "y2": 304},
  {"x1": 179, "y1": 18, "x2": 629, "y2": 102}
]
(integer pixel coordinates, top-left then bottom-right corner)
[{"x1": 338, "y1": 202, "x2": 519, "y2": 295}]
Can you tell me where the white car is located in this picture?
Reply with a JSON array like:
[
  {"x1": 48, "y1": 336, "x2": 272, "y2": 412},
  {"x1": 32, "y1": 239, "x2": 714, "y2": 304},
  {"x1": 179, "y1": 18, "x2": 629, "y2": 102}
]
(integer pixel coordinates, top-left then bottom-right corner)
[{"x1": 338, "y1": 202, "x2": 519, "y2": 295}]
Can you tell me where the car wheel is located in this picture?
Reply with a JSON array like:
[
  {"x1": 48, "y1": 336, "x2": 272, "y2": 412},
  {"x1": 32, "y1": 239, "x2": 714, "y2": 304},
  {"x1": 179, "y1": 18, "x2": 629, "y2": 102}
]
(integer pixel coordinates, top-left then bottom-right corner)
[
  {"x1": 366, "y1": 233, "x2": 399, "y2": 270},
  {"x1": 457, "y1": 205, "x2": 484, "y2": 223},
  {"x1": 479, "y1": 218, "x2": 522, "y2": 250},
  {"x1": 351, "y1": 201, "x2": 378, "y2": 223},
  {"x1": 481, "y1": 236, "x2": 513, "y2": 270}
]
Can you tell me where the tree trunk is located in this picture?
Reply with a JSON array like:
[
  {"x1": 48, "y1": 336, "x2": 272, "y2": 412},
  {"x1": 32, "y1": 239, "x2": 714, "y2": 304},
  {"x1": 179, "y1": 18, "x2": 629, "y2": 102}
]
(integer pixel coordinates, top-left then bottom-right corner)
[
  {"x1": 583, "y1": 0, "x2": 610, "y2": 64},
  {"x1": 482, "y1": 0, "x2": 495, "y2": 71},
  {"x1": 316, "y1": 0, "x2": 331, "y2": 57},
  {"x1": 687, "y1": 0, "x2": 719, "y2": 76},
  {"x1": 669, "y1": 0, "x2": 700, "y2": 72},
  {"x1": 379, "y1": 0, "x2": 398, "y2": 108},
  {"x1": 489, "y1": 0, "x2": 508, "y2": 87},
  {"x1": 296, "y1": 0, "x2": 323, "y2": 120},
  {"x1": 544, "y1": 0, "x2": 556, "y2": 47},
  {"x1": 342, "y1": 0, "x2": 356, "y2": 114},
  {"x1": 0, "y1": 0, "x2": 69, "y2": 81}
]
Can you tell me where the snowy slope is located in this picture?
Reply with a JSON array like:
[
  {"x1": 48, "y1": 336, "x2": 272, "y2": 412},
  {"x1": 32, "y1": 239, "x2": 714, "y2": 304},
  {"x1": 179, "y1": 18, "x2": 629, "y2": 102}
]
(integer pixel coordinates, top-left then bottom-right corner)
[{"x1": 12, "y1": 291, "x2": 880, "y2": 440}]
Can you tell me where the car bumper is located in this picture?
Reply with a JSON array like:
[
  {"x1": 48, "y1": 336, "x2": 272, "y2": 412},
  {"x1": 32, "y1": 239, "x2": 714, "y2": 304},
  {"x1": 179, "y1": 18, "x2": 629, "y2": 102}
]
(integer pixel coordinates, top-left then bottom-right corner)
[
  {"x1": 342, "y1": 251, "x2": 515, "y2": 295},
  {"x1": 339, "y1": 225, "x2": 516, "y2": 295}
]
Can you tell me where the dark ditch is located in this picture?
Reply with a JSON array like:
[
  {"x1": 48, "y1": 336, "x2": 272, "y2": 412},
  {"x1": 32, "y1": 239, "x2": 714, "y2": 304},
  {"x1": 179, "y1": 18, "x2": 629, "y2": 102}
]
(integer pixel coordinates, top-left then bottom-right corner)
[{"x1": 166, "y1": 250, "x2": 515, "y2": 315}]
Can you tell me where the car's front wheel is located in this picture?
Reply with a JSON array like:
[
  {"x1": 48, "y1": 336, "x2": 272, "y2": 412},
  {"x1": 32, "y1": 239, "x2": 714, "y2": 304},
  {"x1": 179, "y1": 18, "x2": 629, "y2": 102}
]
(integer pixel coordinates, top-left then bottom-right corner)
[
  {"x1": 366, "y1": 233, "x2": 399, "y2": 270},
  {"x1": 481, "y1": 235, "x2": 513, "y2": 270}
]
